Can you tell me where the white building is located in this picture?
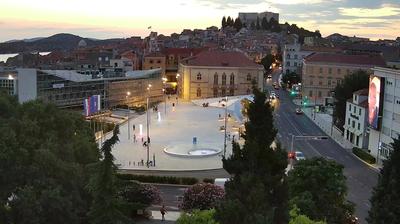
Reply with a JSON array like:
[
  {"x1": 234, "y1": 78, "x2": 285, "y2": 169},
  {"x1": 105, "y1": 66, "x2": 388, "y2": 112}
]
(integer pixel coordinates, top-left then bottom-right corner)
[
  {"x1": 283, "y1": 41, "x2": 313, "y2": 75},
  {"x1": 368, "y1": 67, "x2": 400, "y2": 163},
  {"x1": 344, "y1": 89, "x2": 369, "y2": 149},
  {"x1": 0, "y1": 73, "x2": 17, "y2": 95},
  {"x1": 238, "y1": 11, "x2": 279, "y2": 27}
]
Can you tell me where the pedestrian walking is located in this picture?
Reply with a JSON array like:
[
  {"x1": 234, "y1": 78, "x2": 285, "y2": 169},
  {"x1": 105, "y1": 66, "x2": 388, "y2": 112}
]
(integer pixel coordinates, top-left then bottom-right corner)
[
  {"x1": 160, "y1": 205, "x2": 167, "y2": 221},
  {"x1": 133, "y1": 134, "x2": 136, "y2": 143},
  {"x1": 141, "y1": 137, "x2": 144, "y2": 143}
]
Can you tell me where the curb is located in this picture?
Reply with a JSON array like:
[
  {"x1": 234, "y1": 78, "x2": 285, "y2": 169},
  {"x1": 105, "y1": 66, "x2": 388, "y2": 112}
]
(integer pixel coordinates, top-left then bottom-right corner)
[
  {"x1": 118, "y1": 167, "x2": 227, "y2": 172},
  {"x1": 145, "y1": 183, "x2": 192, "y2": 188},
  {"x1": 350, "y1": 152, "x2": 380, "y2": 173}
]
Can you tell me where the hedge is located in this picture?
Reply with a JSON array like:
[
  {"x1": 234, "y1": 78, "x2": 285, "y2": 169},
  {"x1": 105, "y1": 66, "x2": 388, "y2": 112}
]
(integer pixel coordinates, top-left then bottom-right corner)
[
  {"x1": 352, "y1": 147, "x2": 376, "y2": 164},
  {"x1": 117, "y1": 173, "x2": 198, "y2": 185}
]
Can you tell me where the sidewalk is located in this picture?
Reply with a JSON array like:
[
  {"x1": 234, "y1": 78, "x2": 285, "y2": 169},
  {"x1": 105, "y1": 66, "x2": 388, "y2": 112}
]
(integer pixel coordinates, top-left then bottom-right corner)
[{"x1": 137, "y1": 210, "x2": 180, "y2": 224}]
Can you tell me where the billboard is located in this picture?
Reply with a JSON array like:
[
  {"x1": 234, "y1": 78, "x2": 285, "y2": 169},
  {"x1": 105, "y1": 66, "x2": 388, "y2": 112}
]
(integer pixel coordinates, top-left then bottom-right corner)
[
  {"x1": 83, "y1": 95, "x2": 101, "y2": 116},
  {"x1": 368, "y1": 76, "x2": 381, "y2": 129}
]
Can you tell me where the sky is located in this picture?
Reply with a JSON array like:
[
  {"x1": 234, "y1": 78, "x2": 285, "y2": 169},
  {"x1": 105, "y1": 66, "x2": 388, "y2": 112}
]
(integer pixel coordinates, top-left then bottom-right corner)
[{"x1": 0, "y1": 0, "x2": 399, "y2": 42}]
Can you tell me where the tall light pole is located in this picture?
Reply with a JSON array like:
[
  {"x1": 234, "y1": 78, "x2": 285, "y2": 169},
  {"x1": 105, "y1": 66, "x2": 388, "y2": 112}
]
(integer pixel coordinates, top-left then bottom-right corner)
[
  {"x1": 223, "y1": 95, "x2": 228, "y2": 158},
  {"x1": 176, "y1": 73, "x2": 180, "y2": 105},
  {"x1": 146, "y1": 84, "x2": 152, "y2": 167},
  {"x1": 162, "y1": 77, "x2": 167, "y2": 116},
  {"x1": 126, "y1": 91, "x2": 131, "y2": 140}
]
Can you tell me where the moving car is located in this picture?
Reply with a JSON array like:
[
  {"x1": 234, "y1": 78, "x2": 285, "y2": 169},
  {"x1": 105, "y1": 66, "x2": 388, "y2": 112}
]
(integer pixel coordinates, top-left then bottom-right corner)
[
  {"x1": 295, "y1": 108, "x2": 303, "y2": 114},
  {"x1": 295, "y1": 151, "x2": 306, "y2": 161},
  {"x1": 267, "y1": 74, "x2": 272, "y2": 79}
]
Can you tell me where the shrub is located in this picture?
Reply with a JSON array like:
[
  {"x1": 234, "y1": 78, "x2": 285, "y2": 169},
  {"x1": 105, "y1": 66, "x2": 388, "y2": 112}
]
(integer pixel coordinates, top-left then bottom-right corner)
[
  {"x1": 116, "y1": 174, "x2": 198, "y2": 185},
  {"x1": 118, "y1": 181, "x2": 162, "y2": 207},
  {"x1": 180, "y1": 183, "x2": 224, "y2": 211},
  {"x1": 352, "y1": 147, "x2": 376, "y2": 164},
  {"x1": 177, "y1": 209, "x2": 219, "y2": 224},
  {"x1": 203, "y1": 178, "x2": 215, "y2": 184}
]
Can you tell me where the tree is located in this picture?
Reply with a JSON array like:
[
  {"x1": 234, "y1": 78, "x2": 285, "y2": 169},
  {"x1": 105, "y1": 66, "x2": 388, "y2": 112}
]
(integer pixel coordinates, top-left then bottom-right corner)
[
  {"x1": 261, "y1": 54, "x2": 274, "y2": 71},
  {"x1": 215, "y1": 87, "x2": 288, "y2": 224},
  {"x1": 250, "y1": 21, "x2": 256, "y2": 30},
  {"x1": 87, "y1": 126, "x2": 130, "y2": 224},
  {"x1": 180, "y1": 183, "x2": 224, "y2": 211},
  {"x1": 0, "y1": 92, "x2": 100, "y2": 224},
  {"x1": 367, "y1": 137, "x2": 400, "y2": 223},
  {"x1": 261, "y1": 17, "x2": 269, "y2": 30},
  {"x1": 333, "y1": 70, "x2": 369, "y2": 130},
  {"x1": 233, "y1": 17, "x2": 242, "y2": 31},
  {"x1": 226, "y1": 16, "x2": 233, "y2": 27},
  {"x1": 256, "y1": 17, "x2": 261, "y2": 30},
  {"x1": 288, "y1": 158, "x2": 354, "y2": 224},
  {"x1": 177, "y1": 209, "x2": 219, "y2": 224},
  {"x1": 289, "y1": 206, "x2": 326, "y2": 224},
  {"x1": 282, "y1": 72, "x2": 301, "y2": 87},
  {"x1": 221, "y1": 16, "x2": 227, "y2": 29}
]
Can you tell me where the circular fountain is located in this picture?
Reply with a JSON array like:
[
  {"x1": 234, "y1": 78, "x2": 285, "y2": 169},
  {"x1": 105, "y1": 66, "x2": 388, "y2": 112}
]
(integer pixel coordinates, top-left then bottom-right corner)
[{"x1": 164, "y1": 144, "x2": 222, "y2": 157}]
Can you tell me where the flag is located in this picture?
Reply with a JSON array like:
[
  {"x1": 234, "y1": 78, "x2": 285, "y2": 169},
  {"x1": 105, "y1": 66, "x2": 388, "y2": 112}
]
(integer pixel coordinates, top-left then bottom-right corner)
[
  {"x1": 148, "y1": 26, "x2": 152, "y2": 29},
  {"x1": 83, "y1": 98, "x2": 89, "y2": 116},
  {"x1": 83, "y1": 95, "x2": 101, "y2": 116}
]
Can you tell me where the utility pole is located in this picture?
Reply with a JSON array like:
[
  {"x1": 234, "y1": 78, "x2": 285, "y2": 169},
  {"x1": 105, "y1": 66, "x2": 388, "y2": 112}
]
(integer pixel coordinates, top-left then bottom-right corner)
[
  {"x1": 223, "y1": 95, "x2": 228, "y2": 158},
  {"x1": 146, "y1": 84, "x2": 152, "y2": 167}
]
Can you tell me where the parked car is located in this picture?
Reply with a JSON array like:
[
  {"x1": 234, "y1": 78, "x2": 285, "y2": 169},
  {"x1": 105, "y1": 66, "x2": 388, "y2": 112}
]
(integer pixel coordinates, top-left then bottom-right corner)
[
  {"x1": 267, "y1": 74, "x2": 272, "y2": 79},
  {"x1": 295, "y1": 108, "x2": 303, "y2": 114},
  {"x1": 295, "y1": 151, "x2": 306, "y2": 161}
]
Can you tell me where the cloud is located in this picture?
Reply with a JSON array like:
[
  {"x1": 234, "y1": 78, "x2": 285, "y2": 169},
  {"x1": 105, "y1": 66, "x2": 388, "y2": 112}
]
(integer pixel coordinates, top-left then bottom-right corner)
[{"x1": 338, "y1": 4, "x2": 400, "y2": 17}]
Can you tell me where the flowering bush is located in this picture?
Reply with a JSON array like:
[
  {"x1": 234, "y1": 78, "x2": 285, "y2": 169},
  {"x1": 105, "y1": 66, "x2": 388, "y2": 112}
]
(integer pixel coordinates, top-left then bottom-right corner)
[
  {"x1": 180, "y1": 183, "x2": 224, "y2": 211},
  {"x1": 118, "y1": 181, "x2": 162, "y2": 207}
]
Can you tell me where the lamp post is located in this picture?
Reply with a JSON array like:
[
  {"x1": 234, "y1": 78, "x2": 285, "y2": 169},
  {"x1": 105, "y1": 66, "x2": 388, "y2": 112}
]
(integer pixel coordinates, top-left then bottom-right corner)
[
  {"x1": 146, "y1": 84, "x2": 152, "y2": 167},
  {"x1": 126, "y1": 91, "x2": 131, "y2": 140},
  {"x1": 162, "y1": 77, "x2": 167, "y2": 116},
  {"x1": 223, "y1": 95, "x2": 228, "y2": 158},
  {"x1": 176, "y1": 73, "x2": 180, "y2": 105}
]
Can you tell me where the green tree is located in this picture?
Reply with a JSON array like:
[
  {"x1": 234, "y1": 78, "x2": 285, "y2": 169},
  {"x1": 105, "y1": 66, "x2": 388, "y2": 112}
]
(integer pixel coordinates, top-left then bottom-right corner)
[
  {"x1": 87, "y1": 126, "x2": 130, "y2": 224},
  {"x1": 261, "y1": 17, "x2": 269, "y2": 30},
  {"x1": 333, "y1": 70, "x2": 369, "y2": 130},
  {"x1": 221, "y1": 16, "x2": 227, "y2": 28},
  {"x1": 0, "y1": 92, "x2": 100, "y2": 224},
  {"x1": 233, "y1": 17, "x2": 242, "y2": 31},
  {"x1": 289, "y1": 206, "x2": 326, "y2": 224},
  {"x1": 226, "y1": 16, "x2": 233, "y2": 27},
  {"x1": 256, "y1": 17, "x2": 261, "y2": 30},
  {"x1": 288, "y1": 158, "x2": 354, "y2": 224},
  {"x1": 261, "y1": 54, "x2": 274, "y2": 71},
  {"x1": 215, "y1": 87, "x2": 288, "y2": 224},
  {"x1": 250, "y1": 21, "x2": 256, "y2": 30},
  {"x1": 177, "y1": 209, "x2": 219, "y2": 224},
  {"x1": 367, "y1": 137, "x2": 400, "y2": 224}
]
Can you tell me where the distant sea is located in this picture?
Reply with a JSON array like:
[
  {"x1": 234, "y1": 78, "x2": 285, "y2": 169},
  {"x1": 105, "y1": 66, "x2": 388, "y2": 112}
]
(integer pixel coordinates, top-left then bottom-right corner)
[{"x1": 0, "y1": 52, "x2": 51, "y2": 63}]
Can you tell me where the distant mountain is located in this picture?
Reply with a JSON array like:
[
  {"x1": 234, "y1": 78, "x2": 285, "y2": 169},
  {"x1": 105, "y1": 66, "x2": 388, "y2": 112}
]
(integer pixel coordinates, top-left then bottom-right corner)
[
  {"x1": 0, "y1": 33, "x2": 123, "y2": 54},
  {"x1": 3, "y1": 37, "x2": 45, "y2": 43}
]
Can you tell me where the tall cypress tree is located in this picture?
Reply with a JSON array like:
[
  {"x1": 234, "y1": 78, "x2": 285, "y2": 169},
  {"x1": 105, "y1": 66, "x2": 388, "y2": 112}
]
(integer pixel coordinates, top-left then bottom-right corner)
[
  {"x1": 261, "y1": 17, "x2": 268, "y2": 30},
  {"x1": 233, "y1": 17, "x2": 242, "y2": 31},
  {"x1": 216, "y1": 87, "x2": 288, "y2": 224},
  {"x1": 222, "y1": 16, "x2": 227, "y2": 28},
  {"x1": 368, "y1": 137, "x2": 400, "y2": 223},
  {"x1": 87, "y1": 126, "x2": 130, "y2": 224},
  {"x1": 256, "y1": 17, "x2": 261, "y2": 30},
  {"x1": 226, "y1": 16, "x2": 232, "y2": 27}
]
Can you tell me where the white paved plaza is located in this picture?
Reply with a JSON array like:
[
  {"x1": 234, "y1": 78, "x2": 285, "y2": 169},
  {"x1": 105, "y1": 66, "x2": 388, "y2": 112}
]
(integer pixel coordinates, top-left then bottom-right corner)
[{"x1": 107, "y1": 96, "x2": 249, "y2": 171}]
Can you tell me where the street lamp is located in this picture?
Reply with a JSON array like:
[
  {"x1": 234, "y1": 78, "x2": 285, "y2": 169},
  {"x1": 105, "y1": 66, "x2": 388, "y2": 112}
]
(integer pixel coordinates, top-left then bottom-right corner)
[
  {"x1": 146, "y1": 84, "x2": 152, "y2": 167},
  {"x1": 126, "y1": 91, "x2": 131, "y2": 140},
  {"x1": 176, "y1": 73, "x2": 180, "y2": 105},
  {"x1": 162, "y1": 77, "x2": 167, "y2": 116},
  {"x1": 223, "y1": 95, "x2": 228, "y2": 158}
]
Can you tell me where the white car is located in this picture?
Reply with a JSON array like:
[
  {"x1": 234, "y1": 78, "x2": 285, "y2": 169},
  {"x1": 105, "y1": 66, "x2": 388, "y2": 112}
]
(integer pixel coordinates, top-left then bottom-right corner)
[{"x1": 295, "y1": 151, "x2": 306, "y2": 161}]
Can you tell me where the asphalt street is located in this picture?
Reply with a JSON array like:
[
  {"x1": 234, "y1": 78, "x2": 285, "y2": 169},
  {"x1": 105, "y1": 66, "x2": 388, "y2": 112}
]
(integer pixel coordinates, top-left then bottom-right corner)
[{"x1": 268, "y1": 68, "x2": 378, "y2": 224}]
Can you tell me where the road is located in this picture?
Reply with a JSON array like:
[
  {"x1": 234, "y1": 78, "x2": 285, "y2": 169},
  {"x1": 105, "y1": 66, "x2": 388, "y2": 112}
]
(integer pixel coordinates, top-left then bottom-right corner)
[{"x1": 268, "y1": 68, "x2": 378, "y2": 223}]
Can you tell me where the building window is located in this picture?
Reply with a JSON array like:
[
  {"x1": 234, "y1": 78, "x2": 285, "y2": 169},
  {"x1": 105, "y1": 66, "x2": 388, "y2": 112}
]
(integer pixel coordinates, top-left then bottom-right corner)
[
  {"x1": 229, "y1": 88, "x2": 234, "y2": 96},
  {"x1": 214, "y1": 73, "x2": 218, "y2": 85},
  {"x1": 230, "y1": 73, "x2": 235, "y2": 85},
  {"x1": 222, "y1": 73, "x2": 226, "y2": 85},
  {"x1": 318, "y1": 91, "x2": 322, "y2": 97},
  {"x1": 328, "y1": 80, "x2": 331, "y2": 86},
  {"x1": 319, "y1": 67, "x2": 323, "y2": 74},
  {"x1": 358, "y1": 123, "x2": 360, "y2": 130},
  {"x1": 356, "y1": 136, "x2": 360, "y2": 146},
  {"x1": 310, "y1": 80, "x2": 313, "y2": 85},
  {"x1": 213, "y1": 88, "x2": 218, "y2": 97},
  {"x1": 196, "y1": 88, "x2": 201, "y2": 97},
  {"x1": 353, "y1": 106, "x2": 356, "y2": 113},
  {"x1": 348, "y1": 118, "x2": 350, "y2": 125},
  {"x1": 319, "y1": 81, "x2": 323, "y2": 85},
  {"x1": 150, "y1": 60, "x2": 153, "y2": 64},
  {"x1": 246, "y1": 74, "x2": 251, "y2": 81},
  {"x1": 294, "y1": 62, "x2": 298, "y2": 66},
  {"x1": 196, "y1": 73, "x2": 202, "y2": 80},
  {"x1": 157, "y1": 60, "x2": 161, "y2": 63},
  {"x1": 352, "y1": 120, "x2": 355, "y2": 128},
  {"x1": 309, "y1": 90, "x2": 313, "y2": 97},
  {"x1": 287, "y1": 54, "x2": 291, "y2": 59},
  {"x1": 337, "y1": 79, "x2": 341, "y2": 85},
  {"x1": 349, "y1": 104, "x2": 351, "y2": 111},
  {"x1": 246, "y1": 88, "x2": 251, "y2": 94},
  {"x1": 294, "y1": 54, "x2": 298, "y2": 59},
  {"x1": 328, "y1": 68, "x2": 332, "y2": 74},
  {"x1": 359, "y1": 108, "x2": 361, "y2": 115},
  {"x1": 286, "y1": 62, "x2": 290, "y2": 66},
  {"x1": 338, "y1": 68, "x2": 341, "y2": 74},
  {"x1": 221, "y1": 88, "x2": 226, "y2": 96}
]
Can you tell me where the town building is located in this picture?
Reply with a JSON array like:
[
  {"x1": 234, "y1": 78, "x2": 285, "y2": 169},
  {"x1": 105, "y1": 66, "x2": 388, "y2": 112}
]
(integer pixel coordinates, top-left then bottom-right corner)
[
  {"x1": 302, "y1": 53, "x2": 386, "y2": 105},
  {"x1": 343, "y1": 89, "x2": 369, "y2": 149},
  {"x1": 142, "y1": 52, "x2": 166, "y2": 77},
  {"x1": 367, "y1": 67, "x2": 400, "y2": 163},
  {"x1": 178, "y1": 50, "x2": 264, "y2": 100},
  {"x1": 0, "y1": 73, "x2": 17, "y2": 95},
  {"x1": 14, "y1": 68, "x2": 163, "y2": 109}
]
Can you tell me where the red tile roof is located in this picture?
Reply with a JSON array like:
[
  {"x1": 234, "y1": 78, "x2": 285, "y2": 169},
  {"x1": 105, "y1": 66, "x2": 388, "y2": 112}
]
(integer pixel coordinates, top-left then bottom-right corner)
[
  {"x1": 163, "y1": 48, "x2": 207, "y2": 56},
  {"x1": 305, "y1": 53, "x2": 386, "y2": 67},
  {"x1": 181, "y1": 50, "x2": 263, "y2": 68}
]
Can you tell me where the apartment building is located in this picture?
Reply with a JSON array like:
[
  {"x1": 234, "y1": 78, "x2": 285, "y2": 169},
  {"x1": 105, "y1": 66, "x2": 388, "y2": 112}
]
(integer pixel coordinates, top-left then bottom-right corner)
[
  {"x1": 142, "y1": 52, "x2": 166, "y2": 76},
  {"x1": 302, "y1": 53, "x2": 386, "y2": 104},
  {"x1": 368, "y1": 67, "x2": 400, "y2": 163},
  {"x1": 178, "y1": 50, "x2": 264, "y2": 100}
]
